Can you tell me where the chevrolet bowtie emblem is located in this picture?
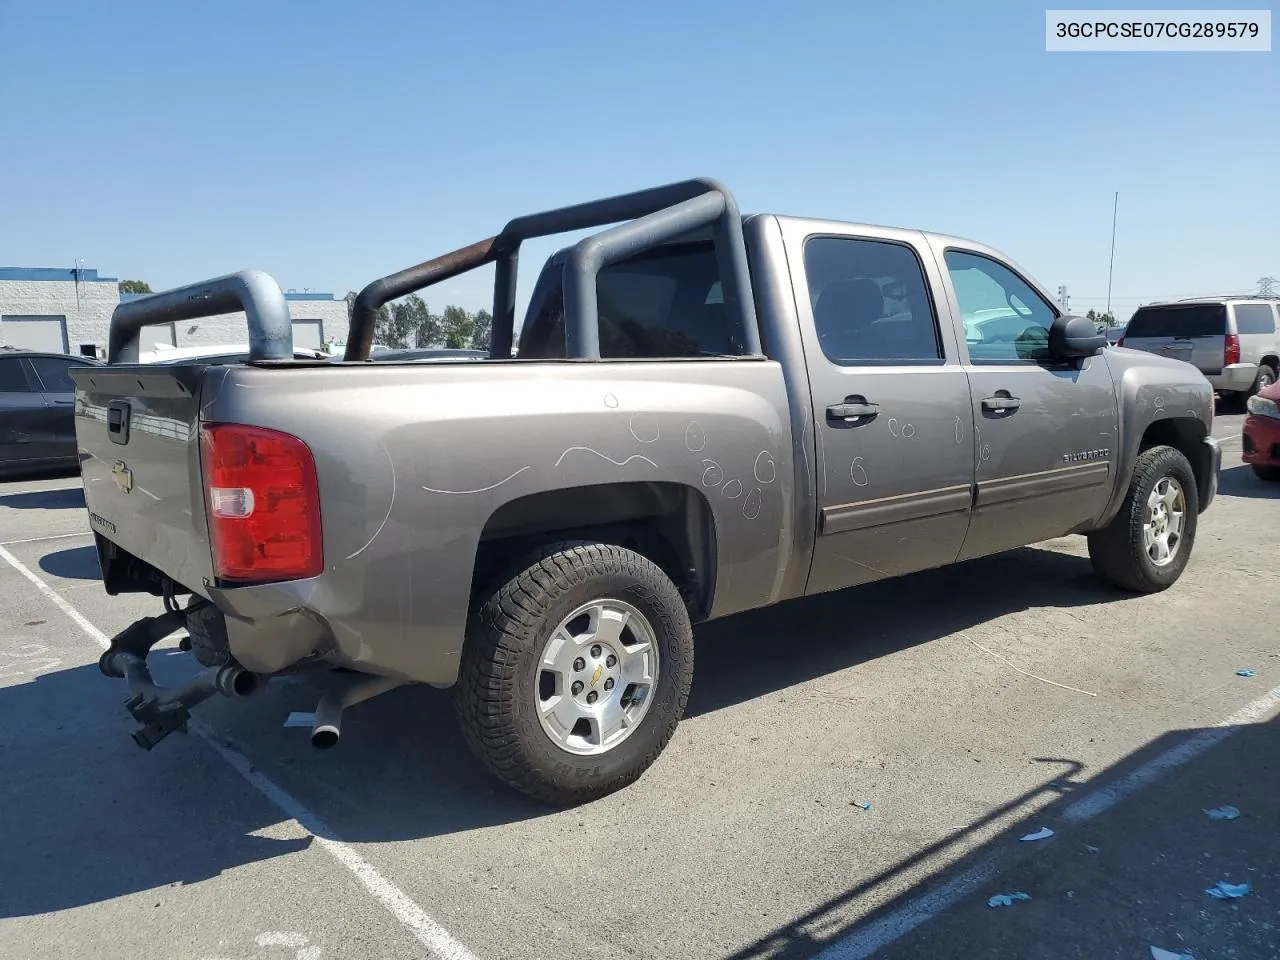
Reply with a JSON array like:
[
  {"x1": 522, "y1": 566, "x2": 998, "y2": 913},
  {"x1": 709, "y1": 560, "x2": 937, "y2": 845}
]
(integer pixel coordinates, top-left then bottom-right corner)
[
  {"x1": 591, "y1": 663, "x2": 604, "y2": 687},
  {"x1": 111, "y1": 460, "x2": 133, "y2": 494}
]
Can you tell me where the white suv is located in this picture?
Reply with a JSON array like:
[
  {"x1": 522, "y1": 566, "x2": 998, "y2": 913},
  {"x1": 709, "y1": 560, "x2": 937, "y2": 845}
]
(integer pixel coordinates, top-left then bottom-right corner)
[{"x1": 1120, "y1": 296, "x2": 1279, "y2": 404}]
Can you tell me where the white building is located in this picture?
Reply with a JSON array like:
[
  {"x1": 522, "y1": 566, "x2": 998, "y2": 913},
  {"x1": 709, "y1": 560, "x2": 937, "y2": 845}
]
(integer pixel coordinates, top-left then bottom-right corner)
[{"x1": 0, "y1": 266, "x2": 349, "y2": 357}]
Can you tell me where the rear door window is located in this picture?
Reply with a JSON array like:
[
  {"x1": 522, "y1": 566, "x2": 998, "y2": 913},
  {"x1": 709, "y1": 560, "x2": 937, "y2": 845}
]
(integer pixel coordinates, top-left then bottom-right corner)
[
  {"x1": 0, "y1": 357, "x2": 35, "y2": 392},
  {"x1": 1125, "y1": 304, "x2": 1226, "y2": 339},
  {"x1": 28, "y1": 356, "x2": 91, "y2": 393},
  {"x1": 1232, "y1": 303, "x2": 1277, "y2": 335}
]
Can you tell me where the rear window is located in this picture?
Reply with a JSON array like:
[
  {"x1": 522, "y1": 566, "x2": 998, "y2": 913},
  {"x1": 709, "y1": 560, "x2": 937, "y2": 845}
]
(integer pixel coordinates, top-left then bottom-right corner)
[
  {"x1": 1233, "y1": 303, "x2": 1277, "y2": 336},
  {"x1": 517, "y1": 242, "x2": 744, "y2": 359},
  {"x1": 1124, "y1": 304, "x2": 1226, "y2": 339}
]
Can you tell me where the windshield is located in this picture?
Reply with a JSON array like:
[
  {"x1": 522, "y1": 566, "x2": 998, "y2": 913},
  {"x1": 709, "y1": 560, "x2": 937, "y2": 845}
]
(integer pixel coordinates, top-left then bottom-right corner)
[{"x1": 1125, "y1": 303, "x2": 1226, "y2": 338}]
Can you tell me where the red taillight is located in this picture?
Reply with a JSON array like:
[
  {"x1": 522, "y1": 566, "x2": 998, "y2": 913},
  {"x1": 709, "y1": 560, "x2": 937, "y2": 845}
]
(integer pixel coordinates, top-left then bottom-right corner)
[
  {"x1": 1224, "y1": 334, "x2": 1241, "y2": 367},
  {"x1": 200, "y1": 423, "x2": 322, "y2": 583}
]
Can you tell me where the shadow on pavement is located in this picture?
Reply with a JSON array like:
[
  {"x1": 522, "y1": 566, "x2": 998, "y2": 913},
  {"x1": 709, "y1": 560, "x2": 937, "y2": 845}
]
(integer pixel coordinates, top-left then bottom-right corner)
[
  {"x1": 1218, "y1": 463, "x2": 1280, "y2": 500},
  {"x1": 37, "y1": 545, "x2": 100, "y2": 580},
  {"x1": 688, "y1": 544, "x2": 1123, "y2": 718},
  {"x1": 721, "y1": 712, "x2": 1279, "y2": 960},
  {"x1": 0, "y1": 484, "x2": 85, "y2": 511}
]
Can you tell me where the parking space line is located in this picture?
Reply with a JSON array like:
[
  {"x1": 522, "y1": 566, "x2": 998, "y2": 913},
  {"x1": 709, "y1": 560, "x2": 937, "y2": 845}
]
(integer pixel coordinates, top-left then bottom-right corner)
[
  {"x1": 0, "y1": 544, "x2": 481, "y2": 960},
  {"x1": 814, "y1": 682, "x2": 1280, "y2": 960},
  {"x1": 0, "y1": 530, "x2": 94, "y2": 546}
]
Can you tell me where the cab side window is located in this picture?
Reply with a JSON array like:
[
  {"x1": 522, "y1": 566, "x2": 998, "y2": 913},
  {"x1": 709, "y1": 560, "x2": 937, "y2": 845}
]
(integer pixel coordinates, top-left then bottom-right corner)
[
  {"x1": 944, "y1": 250, "x2": 1058, "y2": 364},
  {"x1": 803, "y1": 236, "x2": 943, "y2": 365}
]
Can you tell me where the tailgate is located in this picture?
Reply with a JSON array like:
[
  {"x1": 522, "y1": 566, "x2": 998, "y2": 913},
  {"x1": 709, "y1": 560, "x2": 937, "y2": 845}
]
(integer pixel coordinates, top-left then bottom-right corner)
[{"x1": 70, "y1": 363, "x2": 215, "y2": 596}]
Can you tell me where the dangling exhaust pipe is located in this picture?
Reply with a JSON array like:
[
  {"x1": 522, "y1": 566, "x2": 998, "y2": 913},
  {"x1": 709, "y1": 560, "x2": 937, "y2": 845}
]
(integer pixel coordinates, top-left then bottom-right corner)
[{"x1": 310, "y1": 673, "x2": 404, "y2": 749}]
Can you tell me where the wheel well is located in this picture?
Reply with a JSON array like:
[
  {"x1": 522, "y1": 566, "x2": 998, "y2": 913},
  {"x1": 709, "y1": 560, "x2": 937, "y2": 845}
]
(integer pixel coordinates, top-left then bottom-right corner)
[
  {"x1": 1139, "y1": 417, "x2": 1210, "y2": 508},
  {"x1": 472, "y1": 482, "x2": 718, "y2": 620},
  {"x1": 1262, "y1": 354, "x2": 1278, "y2": 372}
]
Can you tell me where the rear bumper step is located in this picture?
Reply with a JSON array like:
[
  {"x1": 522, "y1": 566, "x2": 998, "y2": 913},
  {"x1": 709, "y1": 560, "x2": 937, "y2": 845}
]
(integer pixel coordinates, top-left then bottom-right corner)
[{"x1": 99, "y1": 611, "x2": 265, "y2": 749}]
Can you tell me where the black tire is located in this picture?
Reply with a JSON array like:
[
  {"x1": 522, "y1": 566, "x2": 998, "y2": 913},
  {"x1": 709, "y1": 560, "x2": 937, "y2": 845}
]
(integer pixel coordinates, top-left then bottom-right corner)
[
  {"x1": 1252, "y1": 464, "x2": 1280, "y2": 482},
  {"x1": 1087, "y1": 445, "x2": 1199, "y2": 593},
  {"x1": 455, "y1": 541, "x2": 693, "y2": 806}
]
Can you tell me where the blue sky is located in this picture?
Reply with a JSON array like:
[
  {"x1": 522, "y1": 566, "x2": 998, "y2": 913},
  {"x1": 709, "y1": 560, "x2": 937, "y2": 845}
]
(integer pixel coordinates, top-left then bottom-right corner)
[{"x1": 1, "y1": 0, "x2": 1275, "y2": 323}]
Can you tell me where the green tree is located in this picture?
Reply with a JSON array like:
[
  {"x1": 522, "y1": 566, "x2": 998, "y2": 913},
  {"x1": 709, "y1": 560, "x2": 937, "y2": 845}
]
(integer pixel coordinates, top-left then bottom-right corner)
[
  {"x1": 469, "y1": 309, "x2": 493, "y2": 351},
  {"x1": 119, "y1": 280, "x2": 152, "y2": 294},
  {"x1": 439, "y1": 305, "x2": 475, "y2": 349},
  {"x1": 1085, "y1": 309, "x2": 1115, "y2": 334}
]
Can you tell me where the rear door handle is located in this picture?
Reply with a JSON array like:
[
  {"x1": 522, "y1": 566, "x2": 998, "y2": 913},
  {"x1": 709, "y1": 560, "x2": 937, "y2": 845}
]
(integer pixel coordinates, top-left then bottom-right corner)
[
  {"x1": 827, "y1": 399, "x2": 879, "y2": 421},
  {"x1": 981, "y1": 396, "x2": 1022, "y2": 413}
]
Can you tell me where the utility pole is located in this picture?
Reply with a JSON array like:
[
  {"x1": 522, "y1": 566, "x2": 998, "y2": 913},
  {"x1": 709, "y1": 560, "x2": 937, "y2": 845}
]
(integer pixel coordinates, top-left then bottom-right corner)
[
  {"x1": 1057, "y1": 285, "x2": 1070, "y2": 312},
  {"x1": 1260, "y1": 276, "x2": 1277, "y2": 297},
  {"x1": 1105, "y1": 192, "x2": 1119, "y2": 320}
]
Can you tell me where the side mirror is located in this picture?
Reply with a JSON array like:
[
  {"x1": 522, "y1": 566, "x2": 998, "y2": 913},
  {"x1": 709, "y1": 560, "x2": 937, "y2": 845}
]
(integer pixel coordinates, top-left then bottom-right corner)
[{"x1": 1049, "y1": 314, "x2": 1107, "y2": 359}]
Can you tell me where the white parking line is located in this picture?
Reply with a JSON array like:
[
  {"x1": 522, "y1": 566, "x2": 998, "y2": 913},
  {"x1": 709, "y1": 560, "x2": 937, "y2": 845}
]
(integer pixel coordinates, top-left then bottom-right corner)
[
  {"x1": 814, "y1": 682, "x2": 1280, "y2": 960},
  {"x1": 0, "y1": 530, "x2": 95, "y2": 546},
  {"x1": 0, "y1": 544, "x2": 481, "y2": 960}
]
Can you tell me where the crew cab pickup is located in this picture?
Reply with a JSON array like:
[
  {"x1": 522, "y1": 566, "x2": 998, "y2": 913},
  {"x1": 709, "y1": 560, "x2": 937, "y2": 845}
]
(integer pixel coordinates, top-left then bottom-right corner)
[{"x1": 71, "y1": 179, "x2": 1221, "y2": 805}]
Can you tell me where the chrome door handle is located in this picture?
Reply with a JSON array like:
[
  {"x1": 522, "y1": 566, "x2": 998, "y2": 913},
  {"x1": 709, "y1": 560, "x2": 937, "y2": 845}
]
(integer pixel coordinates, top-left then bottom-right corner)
[
  {"x1": 981, "y1": 396, "x2": 1021, "y2": 413},
  {"x1": 827, "y1": 400, "x2": 879, "y2": 421}
]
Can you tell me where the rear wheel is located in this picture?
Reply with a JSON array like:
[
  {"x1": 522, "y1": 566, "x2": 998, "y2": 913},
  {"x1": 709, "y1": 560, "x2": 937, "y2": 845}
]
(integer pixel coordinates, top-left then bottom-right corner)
[
  {"x1": 455, "y1": 540, "x2": 693, "y2": 806},
  {"x1": 1087, "y1": 445, "x2": 1199, "y2": 593}
]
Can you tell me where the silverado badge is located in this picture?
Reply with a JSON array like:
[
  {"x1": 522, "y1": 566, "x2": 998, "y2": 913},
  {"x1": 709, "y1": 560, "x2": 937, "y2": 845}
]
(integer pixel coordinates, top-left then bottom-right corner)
[
  {"x1": 1063, "y1": 448, "x2": 1110, "y2": 463},
  {"x1": 111, "y1": 460, "x2": 133, "y2": 494}
]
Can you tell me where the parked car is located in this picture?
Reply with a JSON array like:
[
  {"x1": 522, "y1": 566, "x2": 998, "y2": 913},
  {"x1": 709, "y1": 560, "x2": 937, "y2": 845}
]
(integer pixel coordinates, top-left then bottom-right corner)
[
  {"x1": 1119, "y1": 297, "x2": 1280, "y2": 405},
  {"x1": 70, "y1": 179, "x2": 1222, "y2": 805},
  {"x1": 0, "y1": 349, "x2": 103, "y2": 476},
  {"x1": 1243, "y1": 380, "x2": 1280, "y2": 481}
]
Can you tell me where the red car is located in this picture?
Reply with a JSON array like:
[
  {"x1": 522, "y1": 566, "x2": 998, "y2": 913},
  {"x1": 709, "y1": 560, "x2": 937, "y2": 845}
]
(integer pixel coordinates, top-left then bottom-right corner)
[{"x1": 1243, "y1": 380, "x2": 1280, "y2": 481}]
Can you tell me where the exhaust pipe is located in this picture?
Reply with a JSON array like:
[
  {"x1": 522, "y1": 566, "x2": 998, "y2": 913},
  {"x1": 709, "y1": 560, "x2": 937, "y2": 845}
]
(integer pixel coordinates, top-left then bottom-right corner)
[
  {"x1": 214, "y1": 664, "x2": 259, "y2": 698},
  {"x1": 310, "y1": 673, "x2": 404, "y2": 750}
]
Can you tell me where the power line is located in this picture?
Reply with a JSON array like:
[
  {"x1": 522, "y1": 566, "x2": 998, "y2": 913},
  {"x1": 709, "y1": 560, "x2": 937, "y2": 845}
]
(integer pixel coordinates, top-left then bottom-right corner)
[{"x1": 1260, "y1": 276, "x2": 1277, "y2": 297}]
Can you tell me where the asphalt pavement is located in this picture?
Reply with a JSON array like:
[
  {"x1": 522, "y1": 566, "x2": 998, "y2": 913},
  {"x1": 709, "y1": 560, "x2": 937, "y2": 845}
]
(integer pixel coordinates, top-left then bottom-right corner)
[{"x1": 1, "y1": 409, "x2": 1277, "y2": 960}]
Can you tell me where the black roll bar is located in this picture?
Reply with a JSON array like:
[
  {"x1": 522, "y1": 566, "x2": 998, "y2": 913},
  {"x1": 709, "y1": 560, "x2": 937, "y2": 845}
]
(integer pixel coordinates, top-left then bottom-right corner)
[
  {"x1": 107, "y1": 270, "x2": 293, "y2": 364},
  {"x1": 346, "y1": 177, "x2": 762, "y2": 361}
]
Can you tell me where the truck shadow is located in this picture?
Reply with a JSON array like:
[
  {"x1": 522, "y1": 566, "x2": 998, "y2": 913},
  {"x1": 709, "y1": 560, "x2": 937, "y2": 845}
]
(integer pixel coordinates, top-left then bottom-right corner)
[
  {"x1": 687, "y1": 544, "x2": 1121, "y2": 718},
  {"x1": 0, "y1": 542, "x2": 1131, "y2": 921},
  {"x1": 715, "y1": 712, "x2": 1279, "y2": 960},
  {"x1": 37, "y1": 545, "x2": 100, "y2": 580}
]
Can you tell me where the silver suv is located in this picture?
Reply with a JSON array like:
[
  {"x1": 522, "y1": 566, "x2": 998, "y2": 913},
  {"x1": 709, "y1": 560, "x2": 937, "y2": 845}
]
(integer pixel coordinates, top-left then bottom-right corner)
[{"x1": 1120, "y1": 296, "x2": 1280, "y2": 403}]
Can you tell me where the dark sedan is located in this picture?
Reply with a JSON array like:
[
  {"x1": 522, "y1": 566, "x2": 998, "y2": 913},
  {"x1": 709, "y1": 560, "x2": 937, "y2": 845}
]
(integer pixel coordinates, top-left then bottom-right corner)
[{"x1": 0, "y1": 349, "x2": 104, "y2": 476}]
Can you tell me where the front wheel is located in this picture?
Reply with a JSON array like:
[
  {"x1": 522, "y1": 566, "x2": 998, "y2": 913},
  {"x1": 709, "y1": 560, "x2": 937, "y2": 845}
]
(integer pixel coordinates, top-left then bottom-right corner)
[
  {"x1": 1087, "y1": 445, "x2": 1199, "y2": 593},
  {"x1": 1252, "y1": 464, "x2": 1280, "y2": 482},
  {"x1": 455, "y1": 541, "x2": 694, "y2": 806}
]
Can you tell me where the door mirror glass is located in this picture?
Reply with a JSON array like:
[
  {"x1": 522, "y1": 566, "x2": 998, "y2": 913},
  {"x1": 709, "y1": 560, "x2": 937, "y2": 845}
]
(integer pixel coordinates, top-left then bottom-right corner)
[{"x1": 1050, "y1": 315, "x2": 1107, "y2": 359}]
